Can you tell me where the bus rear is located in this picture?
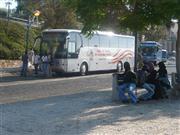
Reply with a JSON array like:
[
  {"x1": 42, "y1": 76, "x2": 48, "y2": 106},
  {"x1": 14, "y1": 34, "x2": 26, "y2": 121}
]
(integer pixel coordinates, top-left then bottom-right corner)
[{"x1": 139, "y1": 41, "x2": 162, "y2": 65}]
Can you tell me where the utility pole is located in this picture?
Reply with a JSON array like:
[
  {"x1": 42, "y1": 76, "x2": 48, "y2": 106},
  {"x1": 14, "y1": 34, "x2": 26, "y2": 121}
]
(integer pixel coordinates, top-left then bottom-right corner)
[
  {"x1": 21, "y1": 10, "x2": 41, "y2": 77},
  {"x1": 5, "y1": 0, "x2": 11, "y2": 33},
  {"x1": 134, "y1": 32, "x2": 138, "y2": 72}
]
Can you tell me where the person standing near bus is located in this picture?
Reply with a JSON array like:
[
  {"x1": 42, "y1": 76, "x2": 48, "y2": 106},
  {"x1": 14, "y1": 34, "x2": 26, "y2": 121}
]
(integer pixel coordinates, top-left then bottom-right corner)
[
  {"x1": 41, "y1": 53, "x2": 49, "y2": 76},
  {"x1": 33, "y1": 53, "x2": 40, "y2": 74},
  {"x1": 21, "y1": 52, "x2": 28, "y2": 77},
  {"x1": 118, "y1": 62, "x2": 138, "y2": 104}
]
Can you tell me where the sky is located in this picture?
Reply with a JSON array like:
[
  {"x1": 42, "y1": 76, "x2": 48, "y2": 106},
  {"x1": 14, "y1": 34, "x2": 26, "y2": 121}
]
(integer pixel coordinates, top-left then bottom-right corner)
[{"x1": 0, "y1": 0, "x2": 17, "y2": 9}]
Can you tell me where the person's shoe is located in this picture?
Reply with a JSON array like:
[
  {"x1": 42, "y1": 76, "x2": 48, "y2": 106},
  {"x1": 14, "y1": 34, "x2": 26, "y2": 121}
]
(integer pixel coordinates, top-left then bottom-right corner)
[
  {"x1": 136, "y1": 100, "x2": 140, "y2": 103},
  {"x1": 138, "y1": 98, "x2": 145, "y2": 101}
]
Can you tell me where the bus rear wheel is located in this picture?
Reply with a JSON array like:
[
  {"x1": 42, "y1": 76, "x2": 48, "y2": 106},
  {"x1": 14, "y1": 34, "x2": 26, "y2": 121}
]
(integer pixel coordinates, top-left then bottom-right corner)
[{"x1": 80, "y1": 63, "x2": 88, "y2": 75}]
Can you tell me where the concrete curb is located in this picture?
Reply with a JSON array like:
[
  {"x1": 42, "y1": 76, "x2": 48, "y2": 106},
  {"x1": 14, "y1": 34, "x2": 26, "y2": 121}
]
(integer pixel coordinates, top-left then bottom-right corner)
[{"x1": 0, "y1": 67, "x2": 21, "y2": 73}]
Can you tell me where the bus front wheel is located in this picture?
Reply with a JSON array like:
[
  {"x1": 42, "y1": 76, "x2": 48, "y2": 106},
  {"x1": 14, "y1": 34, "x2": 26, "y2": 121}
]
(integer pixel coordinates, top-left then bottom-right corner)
[{"x1": 80, "y1": 63, "x2": 88, "y2": 75}]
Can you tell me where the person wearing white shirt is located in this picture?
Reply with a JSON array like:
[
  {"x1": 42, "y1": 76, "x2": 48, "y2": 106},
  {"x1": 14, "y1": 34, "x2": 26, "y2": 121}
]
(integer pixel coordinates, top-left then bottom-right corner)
[
  {"x1": 34, "y1": 54, "x2": 40, "y2": 74},
  {"x1": 41, "y1": 54, "x2": 49, "y2": 76}
]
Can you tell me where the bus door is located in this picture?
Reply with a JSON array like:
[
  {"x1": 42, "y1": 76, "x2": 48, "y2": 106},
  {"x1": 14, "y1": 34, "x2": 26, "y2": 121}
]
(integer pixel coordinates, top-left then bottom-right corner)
[
  {"x1": 67, "y1": 32, "x2": 82, "y2": 72},
  {"x1": 33, "y1": 36, "x2": 42, "y2": 56}
]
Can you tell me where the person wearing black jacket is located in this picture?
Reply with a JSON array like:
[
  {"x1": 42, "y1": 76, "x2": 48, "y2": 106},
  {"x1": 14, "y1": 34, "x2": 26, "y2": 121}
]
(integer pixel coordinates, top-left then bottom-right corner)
[
  {"x1": 157, "y1": 62, "x2": 171, "y2": 98},
  {"x1": 138, "y1": 64, "x2": 156, "y2": 101},
  {"x1": 118, "y1": 62, "x2": 138, "y2": 104}
]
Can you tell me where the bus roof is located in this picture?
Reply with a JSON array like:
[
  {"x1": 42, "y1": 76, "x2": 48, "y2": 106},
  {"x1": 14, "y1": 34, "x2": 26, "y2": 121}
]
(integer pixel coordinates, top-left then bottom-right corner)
[
  {"x1": 43, "y1": 29, "x2": 134, "y2": 39},
  {"x1": 141, "y1": 41, "x2": 162, "y2": 47}
]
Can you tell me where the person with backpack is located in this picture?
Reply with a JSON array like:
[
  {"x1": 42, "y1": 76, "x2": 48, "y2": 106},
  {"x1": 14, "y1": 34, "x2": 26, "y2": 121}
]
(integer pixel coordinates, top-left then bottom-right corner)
[{"x1": 118, "y1": 62, "x2": 138, "y2": 104}]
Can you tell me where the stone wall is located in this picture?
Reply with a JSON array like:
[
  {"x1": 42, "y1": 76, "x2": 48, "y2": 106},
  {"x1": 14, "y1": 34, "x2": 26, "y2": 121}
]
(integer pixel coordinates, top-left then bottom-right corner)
[{"x1": 0, "y1": 60, "x2": 22, "y2": 68}]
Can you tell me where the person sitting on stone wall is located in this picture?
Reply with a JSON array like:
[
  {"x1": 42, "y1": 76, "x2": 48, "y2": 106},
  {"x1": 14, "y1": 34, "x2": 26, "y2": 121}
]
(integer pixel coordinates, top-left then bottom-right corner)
[{"x1": 118, "y1": 62, "x2": 139, "y2": 104}]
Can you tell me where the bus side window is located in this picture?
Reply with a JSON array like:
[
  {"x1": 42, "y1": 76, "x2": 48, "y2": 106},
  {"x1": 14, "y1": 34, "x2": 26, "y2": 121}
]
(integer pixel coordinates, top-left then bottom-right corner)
[
  {"x1": 81, "y1": 34, "x2": 89, "y2": 47},
  {"x1": 89, "y1": 34, "x2": 100, "y2": 47},
  {"x1": 69, "y1": 32, "x2": 82, "y2": 53},
  {"x1": 110, "y1": 36, "x2": 118, "y2": 48},
  {"x1": 100, "y1": 35, "x2": 109, "y2": 48},
  {"x1": 76, "y1": 33, "x2": 82, "y2": 52},
  {"x1": 119, "y1": 37, "x2": 126, "y2": 48}
]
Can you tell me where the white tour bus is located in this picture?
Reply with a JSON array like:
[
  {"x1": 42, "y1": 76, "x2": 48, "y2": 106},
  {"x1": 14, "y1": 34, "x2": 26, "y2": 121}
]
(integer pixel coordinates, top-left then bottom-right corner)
[{"x1": 35, "y1": 29, "x2": 135, "y2": 75}]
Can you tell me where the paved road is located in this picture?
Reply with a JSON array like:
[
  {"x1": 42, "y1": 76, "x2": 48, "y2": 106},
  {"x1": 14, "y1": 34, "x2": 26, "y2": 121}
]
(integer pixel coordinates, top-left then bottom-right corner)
[
  {"x1": 0, "y1": 64, "x2": 176, "y2": 104},
  {"x1": 0, "y1": 73, "x2": 113, "y2": 104}
]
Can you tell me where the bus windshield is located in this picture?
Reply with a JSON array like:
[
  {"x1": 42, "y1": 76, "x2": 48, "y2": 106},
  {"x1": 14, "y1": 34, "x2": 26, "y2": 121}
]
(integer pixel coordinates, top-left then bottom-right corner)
[
  {"x1": 141, "y1": 46, "x2": 158, "y2": 56},
  {"x1": 42, "y1": 32, "x2": 68, "y2": 58}
]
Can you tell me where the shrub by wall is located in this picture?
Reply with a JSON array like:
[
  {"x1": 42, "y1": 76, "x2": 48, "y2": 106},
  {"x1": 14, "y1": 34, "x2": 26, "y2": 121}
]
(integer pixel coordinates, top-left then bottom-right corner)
[{"x1": 0, "y1": 19, "x2": 40, "y2": 60}]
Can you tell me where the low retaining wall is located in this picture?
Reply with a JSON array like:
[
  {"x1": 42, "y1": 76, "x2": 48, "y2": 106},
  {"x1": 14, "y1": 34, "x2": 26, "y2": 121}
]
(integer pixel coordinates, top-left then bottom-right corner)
[{"x1": 0, "y1": 60, "x2": 22, "y2": 68}]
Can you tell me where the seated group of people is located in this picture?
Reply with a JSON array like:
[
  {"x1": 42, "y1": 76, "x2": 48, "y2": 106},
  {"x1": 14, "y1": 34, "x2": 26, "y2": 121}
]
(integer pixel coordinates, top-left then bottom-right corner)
[{"x1": 117, "y1": 61, "x2": 171, "y2": 104}]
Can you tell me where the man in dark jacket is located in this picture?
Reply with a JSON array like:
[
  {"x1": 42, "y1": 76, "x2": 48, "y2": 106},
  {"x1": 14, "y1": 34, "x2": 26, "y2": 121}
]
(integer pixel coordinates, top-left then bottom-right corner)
[
  {"x1": 118, "y1": 62, "x2": 138, "y2": 104},
  {"x1": 138, "y1": 63, "x2": 156, "y2": 101}
]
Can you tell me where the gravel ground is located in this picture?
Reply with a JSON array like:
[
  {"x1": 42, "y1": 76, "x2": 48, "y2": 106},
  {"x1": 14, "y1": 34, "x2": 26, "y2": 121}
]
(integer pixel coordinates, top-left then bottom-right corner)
[
  {"x1": 0, "y1": 87, "x2": 179, "y2": 135},
  {"x1": 0, "y1": 69, "x2": 180, "y2": 135}
]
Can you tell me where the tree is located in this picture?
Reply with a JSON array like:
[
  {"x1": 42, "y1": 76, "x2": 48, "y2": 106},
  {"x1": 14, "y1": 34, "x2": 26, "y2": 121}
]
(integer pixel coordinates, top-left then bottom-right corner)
[
  {"x1": 15, "y1": 0, "x2": 80, "y2": 29},
  {"x1": 67, "y1": 0, "x2": 180, "y2": 77}
]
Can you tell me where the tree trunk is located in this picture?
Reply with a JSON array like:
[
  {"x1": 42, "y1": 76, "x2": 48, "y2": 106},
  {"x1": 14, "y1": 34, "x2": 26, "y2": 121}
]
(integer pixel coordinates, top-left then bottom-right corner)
[
  {"x1": 134, "y1": 32, "x2": 138, "y2": 72},
  {"x1": 176, "y1": 21, "x2": 180, "y2": 80}
]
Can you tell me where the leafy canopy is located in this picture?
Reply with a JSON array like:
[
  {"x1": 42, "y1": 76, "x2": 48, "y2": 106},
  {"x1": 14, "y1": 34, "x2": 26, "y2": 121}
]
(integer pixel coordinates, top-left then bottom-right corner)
[{"x1": 67, "y1": 0, "x2": 180, "y2": 33}]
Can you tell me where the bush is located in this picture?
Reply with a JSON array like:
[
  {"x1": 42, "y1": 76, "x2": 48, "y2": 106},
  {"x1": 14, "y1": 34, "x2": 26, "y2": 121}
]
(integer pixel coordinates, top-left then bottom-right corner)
[
  {"x1": 0, "y1": 9, "x2": 7, "y2": 18},
  {"x1": 0, "y1": 19, "x2": 40, "y2": 59}
]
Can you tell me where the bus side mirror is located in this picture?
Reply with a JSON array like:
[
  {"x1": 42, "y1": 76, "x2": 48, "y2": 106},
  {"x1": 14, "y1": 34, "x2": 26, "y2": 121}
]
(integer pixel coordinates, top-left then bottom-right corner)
[{"x1": 66, "y1": 36, "x2": 70, "y2": 40}]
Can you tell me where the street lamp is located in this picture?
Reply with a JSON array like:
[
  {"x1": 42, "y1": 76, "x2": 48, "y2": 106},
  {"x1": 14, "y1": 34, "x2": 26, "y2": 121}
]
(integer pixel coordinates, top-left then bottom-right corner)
[
  {"x1": 5, "y1": 1, "x2": 11, "y2": 32},
  {"x1": 21, "y1": 10, "x2": 41, "y2": 77}
]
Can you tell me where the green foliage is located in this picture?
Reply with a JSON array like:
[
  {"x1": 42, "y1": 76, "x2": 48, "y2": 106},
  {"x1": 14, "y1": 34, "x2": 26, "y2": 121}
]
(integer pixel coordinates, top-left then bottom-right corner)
[
  {"x1": 67, "y1": 0, "x2": 180, "y2": 75},
  {"x1": 0, "y1": 19, "x2": 40, "y2": 59},
  {"x1": 0, "y1": 9, "x2": 7, "y2": 18},
  {"x1": 15, "y1": 0, "x2": 81, "y2": 29},
  {"x1": 67, "y1": 0, "x2": 180, "y2": 33},
  {"x1": 141, "y1": 25, "x2": 168, "y2": 41}
]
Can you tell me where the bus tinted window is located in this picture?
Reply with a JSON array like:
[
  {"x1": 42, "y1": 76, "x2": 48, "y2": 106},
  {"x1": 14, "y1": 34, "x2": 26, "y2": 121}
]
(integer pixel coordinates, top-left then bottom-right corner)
[
  {"x1": 42, "y1": 32, "x2": 67, "y2": 58},
  {"x1": 76, "y1": 33, "x2": 82, "y2": 49},
  {"x1": 119, "y1": 37, "x2": 127, "y2": 48},
  {"x1": 69, "y1": 32, "x2": 76, "y2": 42},
  {"x1": 99, "y1": 35, "x2": 109, "y2": 47},
  {"x1": 89, "y1": 34, "x2": 100, "y2": 47},
  {"x1": 81, "y1": 34, "x2": 89, "y2": 47},
  {"x1": 127, "y1": 38, "x2": 134, "y2": 48},
  {"x1": 110, "y1": 36, "x2": 118, "y2": 48}
]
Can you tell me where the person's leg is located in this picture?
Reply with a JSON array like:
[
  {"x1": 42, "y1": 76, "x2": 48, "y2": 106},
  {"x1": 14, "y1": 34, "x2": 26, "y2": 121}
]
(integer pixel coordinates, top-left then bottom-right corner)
[
  {"x1": 140, "y1": 83, "x2": 155, "y2": 100},
  {"x1": 127, "y1": 83, "x2": 138, "y2": 103},
  {"x1": 118, "y1": 83, "x2": 129, "y2": 102},
  {"x1": 43, "y1": 63, "x2": 47, "y2": 75},
  {"x1": 34, "y1": 64, "x2": 38, "y2": 74}
]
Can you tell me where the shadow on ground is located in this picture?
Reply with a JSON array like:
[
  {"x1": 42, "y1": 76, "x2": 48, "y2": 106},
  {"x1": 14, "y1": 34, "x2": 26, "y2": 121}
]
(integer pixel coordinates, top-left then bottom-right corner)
[
  {"x1": 0, "y1": 70, "x2": 115, "y2": 83},
  {"x1": 0, "y1": 90, "x2": 179, "y2": 135}
]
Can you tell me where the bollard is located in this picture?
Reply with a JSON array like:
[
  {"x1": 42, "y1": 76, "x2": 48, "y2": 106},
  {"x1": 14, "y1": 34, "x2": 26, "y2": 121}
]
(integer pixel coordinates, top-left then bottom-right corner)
[{"x1": 112, "y1": 73, "x2": 120, "y2": 101}]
